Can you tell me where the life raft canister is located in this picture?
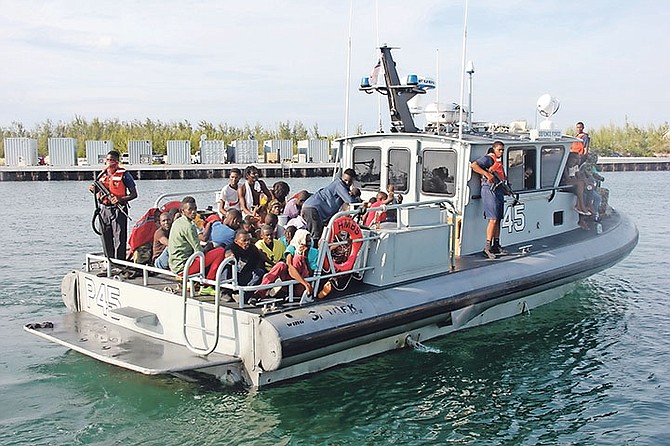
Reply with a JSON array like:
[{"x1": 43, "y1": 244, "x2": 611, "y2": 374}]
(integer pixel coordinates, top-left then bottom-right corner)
[{"x1": 329, "y1": 216, "x2": 363, "y2": 272}]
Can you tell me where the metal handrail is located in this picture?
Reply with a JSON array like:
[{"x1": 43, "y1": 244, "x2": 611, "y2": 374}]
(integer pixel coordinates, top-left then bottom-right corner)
[
  {"x1": 181, "y1": 251, "x2": 214, "y2": 355},
  {"x1": 153, "y1": 189, "x2": 220, "y2": 209},
  {"x1": 86, "y1": 197, "x2": 459, "y2": 311},
  {"x1": 316, "y1": 197, "x2": 458, "y2": 277},
  {"x1": 85, "y1": 253, "x2": 183, "y2": 286}
]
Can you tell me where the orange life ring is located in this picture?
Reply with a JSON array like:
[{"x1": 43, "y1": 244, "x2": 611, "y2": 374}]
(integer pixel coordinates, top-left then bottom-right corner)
[{"x1": 329, "y1": 216, "x2": 363, "y2": 272}]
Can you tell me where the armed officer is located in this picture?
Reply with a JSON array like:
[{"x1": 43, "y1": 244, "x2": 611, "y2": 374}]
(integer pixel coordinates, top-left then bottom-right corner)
[
  {"x1": 471, "y1": 141, "x2": 508, "y2": 259},
  {"x1": 89, "y1": 150, "x2": 138, "y2": 259}
]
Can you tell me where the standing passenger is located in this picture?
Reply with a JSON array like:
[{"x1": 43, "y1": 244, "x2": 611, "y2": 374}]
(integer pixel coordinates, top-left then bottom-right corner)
[
  {"x1": 301, "y1": 168, "x2": 360, "y2": 243},
  {"x1": 218, "y1": 168, "x2": 242, "y2": 215},
  {"x1": 89, "y1": 150, "x2": 138, "y2": 260},
  {"x1": 470, "y1": 141, "x2": 507, "y2": 259},
  {"x1": 238, "y1": 165, "x2": 272, "y2": 219}
]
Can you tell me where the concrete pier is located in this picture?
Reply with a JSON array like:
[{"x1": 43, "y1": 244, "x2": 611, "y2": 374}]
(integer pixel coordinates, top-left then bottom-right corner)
[
  {"x1": 0, "y1": 157, "x2": 668, "y2": 181},
  {"x1": 0, "y1": 163, "x2": 335, "y2": 181},
  {"x1": 596, "y1": 157, "x2": 670, "y2": 172}
]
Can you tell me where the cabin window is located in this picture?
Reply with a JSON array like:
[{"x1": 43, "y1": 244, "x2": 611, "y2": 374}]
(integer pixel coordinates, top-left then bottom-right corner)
[
  {"x1": 421, "y1": 149, "x2": 457, "y2": 196},
  {"x1": 540, "y1": 145, "x2": 565, "y2": 188},
  {"x1": 507, "y1": 146, "x2": 537, "y2": 191},
  {"x1": 388, "y1": 148, "x2": 410, "y2": 193},
  {"x1": 353, "y1": 147, "x2": 381, "y2": 190}
]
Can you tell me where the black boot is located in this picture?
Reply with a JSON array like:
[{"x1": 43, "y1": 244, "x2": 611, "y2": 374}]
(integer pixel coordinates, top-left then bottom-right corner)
[
  {"x1": 492, "y1": 238, "x2": 508, "y2": 256},
  {"x1": 483, "y1": 240, "x2": 497, "y2": 259}
]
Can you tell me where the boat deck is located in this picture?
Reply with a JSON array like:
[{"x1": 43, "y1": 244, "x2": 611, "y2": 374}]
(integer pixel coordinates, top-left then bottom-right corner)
[
  {"x1": 25, "y1": 311, "x2": 240, "y2": 374},
  {"x1": 100, "y1": 210, "x2": 621, "y2": 315}
]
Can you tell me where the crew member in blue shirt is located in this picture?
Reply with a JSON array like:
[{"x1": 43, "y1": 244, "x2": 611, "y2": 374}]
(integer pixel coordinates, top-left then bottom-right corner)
[{"x1": 301, "y1": 168, "x2": 360, "y2": 243}]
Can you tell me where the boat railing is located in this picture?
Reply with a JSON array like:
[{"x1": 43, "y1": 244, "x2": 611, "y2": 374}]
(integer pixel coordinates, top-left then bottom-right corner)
[
  {"x1": 317, "y1": 197, "x2": 458, "y2": 275},
  {"x1": 181, "y1": 252, "x2": 238, "y2": 355},
  {"x1": 85, "y1": 253, "x2": 185, "y2": 286},
  {"x1": 85, "y1": 197, "x2": 457, "y2": 310},
  {"x1": 152, "y1": 189, "x2": 220, "y2": 209}
]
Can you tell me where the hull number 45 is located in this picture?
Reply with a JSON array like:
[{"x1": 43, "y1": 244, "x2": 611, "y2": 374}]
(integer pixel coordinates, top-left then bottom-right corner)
[
  {"x1": 502, "y1": 203, "x2": 526, "y2": 233},
  {"x1": 84, "y1": 277, "x2": 121, "y2": 315}
]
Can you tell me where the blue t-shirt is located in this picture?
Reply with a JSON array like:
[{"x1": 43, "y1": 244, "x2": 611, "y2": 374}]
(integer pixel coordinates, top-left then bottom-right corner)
[
  {"x1": 209, "y1": 222, "x2": 235, "y2": 248},
  {"x1": 122, "y1": 171, "x2": 136, "y2": 189}
]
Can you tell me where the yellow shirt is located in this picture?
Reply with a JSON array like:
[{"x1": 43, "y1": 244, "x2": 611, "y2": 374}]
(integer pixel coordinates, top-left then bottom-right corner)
[{"x1": 255, "y1": 239, "x2": 287, "y2": 271}]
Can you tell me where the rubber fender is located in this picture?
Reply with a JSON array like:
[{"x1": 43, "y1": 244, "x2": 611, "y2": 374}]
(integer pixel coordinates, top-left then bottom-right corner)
[{"x1": 61, "y1": 271, "x2": 80, "y2": 312}]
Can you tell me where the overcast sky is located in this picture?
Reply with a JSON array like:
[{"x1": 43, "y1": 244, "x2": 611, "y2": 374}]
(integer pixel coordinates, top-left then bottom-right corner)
[{"x1": 1, "y1": 0, "x2": 668, "y2": 135}]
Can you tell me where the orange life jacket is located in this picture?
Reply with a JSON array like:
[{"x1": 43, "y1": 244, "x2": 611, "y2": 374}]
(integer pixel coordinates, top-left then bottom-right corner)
[
  {"x1": 100, "y1": 168, "x2": 127, "y2": 205},
  {"x1": 570, "y1": 141, "x2": 585, "y2": 156},
  {"x1": 570, "y1": 132, "x2": 589, "y2": 156},
  {"x1": 486, "y1": 153, "x2": 505, "y2": 182}
]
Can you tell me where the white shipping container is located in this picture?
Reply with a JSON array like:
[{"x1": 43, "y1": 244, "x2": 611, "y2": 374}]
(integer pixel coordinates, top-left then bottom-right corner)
[
  {"x1": 200, "y1": 140, "x2": 226, "y2": 164},
  {"x1": 166, "y1": 140, "x2": 191, "y2": 165},
  {"x1": 264, "y1": 139, "x2": 293, "y2": 162},
  {"x1": 234, "y1": 140, "x2": 258, "y2": 164},
  {"x1": 4, "y1": 137, "x2": 38, "y2": 166},
  {"x1": 48, "y1": 137, "x2": 78, "y2": 166},
  {"x1": 86, "y1": 140, "x2": 114, "y2": 165},
  {"x1": 128, "y1": 140, "x2": 152, "y2": 165},
  {"x1": 302, "y1": 139, "x2": 330, "y2": 163}
]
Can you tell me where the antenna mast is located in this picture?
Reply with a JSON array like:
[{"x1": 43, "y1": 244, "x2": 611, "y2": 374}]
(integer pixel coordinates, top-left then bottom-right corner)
[
  {"x1": 457, "y1": 0, "x2": 469, "y2": 140},
  {"x1": 344, "y1": 0, "x2": 354, "y2": 138}
]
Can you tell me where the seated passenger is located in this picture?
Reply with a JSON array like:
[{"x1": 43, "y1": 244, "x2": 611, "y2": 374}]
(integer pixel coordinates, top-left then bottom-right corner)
[
  {"x1": 562, "y1": 152, "x2": 592, "y2": 216},
  {"x1": 205, "y1": 208, "x2": 242, "y2": 249},
  {"x1": 255, "y1": 224, "x2": 287, "y2": 272},
  {"x1": 282, "y1": 190, "x2": 311, "y2": 219},
  {"x1": 280, "y1": 225, "x2": 297, "y2": 247},
  {"x1": 271, "y1": 181, "x2": 290, "y2": 208},
  {"x1": 241, "y1": 215, "x2": 259, "y2": 242},
  {"x1": 581, "y1": 153, "x2": 607, "y2": 218},
  {"x1": 255, "y1": 229, "x2": 319, "y2": 300},
  {"x1": 167, "y1": 196, "x2": 226, "y2": 283},
  {"x1": 267, "y1": 199, "x2": 283, "y2": 216},
  {"x1": 264, "y1": 212, "x2": 284, "y2": 239},
  {"x1": 424, "y1": 166, "x2": 454, "y2": 194},
  {"x1": 223, "y1": 229, "x2": 266, "y2": 287},
  {"x1": 364, "y1": 188, "x2": 395, "y2": 227},
  {"x1": 153, "y1": 211, "x2": 173, "y2": 269}
]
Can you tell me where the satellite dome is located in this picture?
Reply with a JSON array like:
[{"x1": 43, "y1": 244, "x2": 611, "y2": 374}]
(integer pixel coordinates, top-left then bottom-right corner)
[{"x1": 537, "y1": 94, "x2": 560, "y2": 118}]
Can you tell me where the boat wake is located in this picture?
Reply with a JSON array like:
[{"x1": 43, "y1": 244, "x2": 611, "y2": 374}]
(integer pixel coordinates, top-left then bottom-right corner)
[{"x1": 406, "y1": 335, "x2": 442, "y2": 354}]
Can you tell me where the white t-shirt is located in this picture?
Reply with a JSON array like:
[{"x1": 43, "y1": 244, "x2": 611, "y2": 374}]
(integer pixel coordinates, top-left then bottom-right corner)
[{"x1": 219, "y1": 184, "x2": 241, "y2": 211}]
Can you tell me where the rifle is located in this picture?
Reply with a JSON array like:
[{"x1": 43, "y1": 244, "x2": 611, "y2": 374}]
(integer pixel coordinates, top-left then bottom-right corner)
[
  {"x1": 93, "y1": 176, "x2": 132, "y2": 221},
  {"x1": 490, "y1": 171, "x2": 520, "y2": 206}
]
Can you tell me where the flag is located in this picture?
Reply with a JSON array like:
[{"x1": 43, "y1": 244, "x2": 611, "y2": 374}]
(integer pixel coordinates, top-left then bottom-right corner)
[{"x1": 370, "y1": 59, "x2": 381, "y2": 85}]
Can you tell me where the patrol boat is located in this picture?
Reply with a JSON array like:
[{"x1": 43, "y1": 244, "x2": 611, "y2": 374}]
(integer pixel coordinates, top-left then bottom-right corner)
[{"x1": 25, "y1": 46, "x2": 638, "y2": 388}]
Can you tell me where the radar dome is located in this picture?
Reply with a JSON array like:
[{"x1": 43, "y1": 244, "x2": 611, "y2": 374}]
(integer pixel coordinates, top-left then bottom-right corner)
[{"x1": 537, "y1": 94, "x2": 560, "y2": 118}]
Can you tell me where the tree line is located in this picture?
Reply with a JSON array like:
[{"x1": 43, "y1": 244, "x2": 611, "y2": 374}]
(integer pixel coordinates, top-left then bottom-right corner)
[
  {"x1": 0, "y1": 116, "x2": 342, "y2": 158},
  {"x1": 580, "y1": 122, "x2": 670, "y2": 156},
  {"x1": 1, "y1": 116, "x2": 668, "y2": 157}
]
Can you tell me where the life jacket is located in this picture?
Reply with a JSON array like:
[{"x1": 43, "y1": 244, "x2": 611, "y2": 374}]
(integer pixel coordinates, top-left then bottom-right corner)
[
  {"x1": 100, "y1": 168, "x2": 127, "y2": 205},
  {"x1": 570, "y1": 132, "x2": 589, "y2": 156},
  {"x1": 486, "y1": 153, "x2": 505, "y2": 182},
  {"x1": 128, "y1": 207, "x2": 159, "y2": 257}
]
